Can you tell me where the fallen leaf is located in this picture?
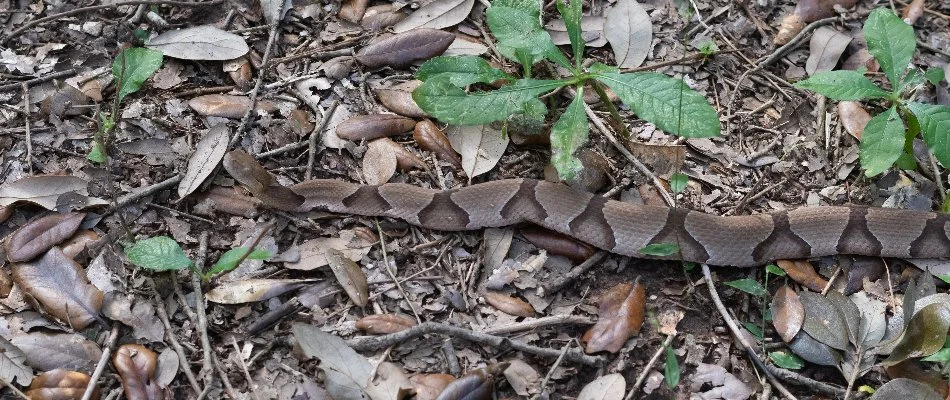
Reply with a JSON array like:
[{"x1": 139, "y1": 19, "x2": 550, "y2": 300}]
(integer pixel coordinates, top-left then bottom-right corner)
[
  {"x1": 284, "y1": 233, "x2": 374, "y2": 270},
  {"x1": 520, "y1": 226, "x2": 597, "y2": 262},
  {"x1": 362, "y1": 4, "x2": 409, "y2": 31},
  {"x1": 339, "y1": 0, "x2": 368, "y2": 22},
  {"x1": 60, "y1": 229, "x2": 100, "y2": 259},
  {"x1": 0, "y1": 175, "x2": 106, "y2": 210},
  {"x1": 146, "y1": 25, "x2": 249, "y2": 60},
  {"x1": 805, "y1": 27, "x2": 852, "y2": 75},
  {"x1": 113, "y1": 344, "x2": 162, "y2": 400},
  {"x1": 885, "y1": 360, "x2": 950, "y2": 399},
  {"x1": 177, "y1": 124, "x2": 230, "y2": 199},
  {"x1": 356, "y1": 314, "x2": 417, "y2": 334},
  {"x1": 603, "y1": 0, "x2": 652, "y2": 68},
  {"x1": 393, "y1": 0, "x2": 474, "y2": 33},
  {"x1": 0, "y1": 336, "x2": 32, "y2": 386},
  {"x1": 414, "y1": 119, "x2": 461, "y2": 168},
  {"x1": 446, "y1": 124, "x2": 508, "y2": 180},
  {"x1": 546, "y1": 16, "x2": 607, "y2": 48},
  {"x1": 582, "y1": 281, "x2": 646, "y2": 353},
  {"x1": 774, "y1": 0, "x2": 859, "y2": 45},
  {"x1": 883, "y1": 303, "x2": 950, "y2": 366},
  {"x1": 12, "y1": 247, "x2": 104, "y2": 329},
  {"x1": 838, "y1": 101, "x2": 873, "y2": 140},
  {"x1": 410, "y1": 374, "x2": 455, "y2": 400},
  {"x1": 336, "y1": 114, "x2": 417, "y2": 141},
  {"x1": 377, "y1": 81, "x2": 429, "y2": 118},
  {"x1": 205, "y1": 279, "x2": 311, "y2": 304},
  {"x1": 10, "y1": 332, "x2": 102, "y2": 373},
  {"x1": 688, "y1": 363, "x2": 753, "y2": 399},
  {"x1": 870, "y1": 378, "x2": 943, "y2": 400},
  {"x1": 325, "y1": 248, "x2": 369, "y2": 307},
  {"x1": 222, "y1": 150, "x2": 304, "y2": 211},
  {"x1": 188, "y1": 94, "x2": 277, "y2": 118},
  {"x1": 5, "y1": 212, "x2": 85, "y2": 263},
  {"x1": 902, "y1": 0, "x2": 925, "y2": 24},
  {"x1": 434, "y1": 365, "x2": 502, "y2": 400},
  {"x1": 503, "y1": 359, "x2": 540, "y2": 397},
  {"x1": 26, "y1": 369, "x2": 99, "y2": 400},
  {"x1": 197, "y1": 185, "x2": 261, "y2": 218},
  {"x1": 787, "y1": 330, "x2": 840, "y2": 366},
  {"x1": 771, "y1": 285, "x2": 804, "y2": 343},
  {"x1": 775, "y1": 259, "x2": 828, "y2": 292},
  {"x1": 363, "y1": 139, "x2": 399, "y2": 185},
  {"x1": 483, "y1": 291, "x2": 535, "y2": 317},
  {"x1": 356, "y1": 28, "x2": 455, "y2": 69},
  {"x1": 577, "y1": 373, "x2": 625, "y2": 400},
  {"x1": 798, "y1": 291, "x2": 849, "y2": 350}
]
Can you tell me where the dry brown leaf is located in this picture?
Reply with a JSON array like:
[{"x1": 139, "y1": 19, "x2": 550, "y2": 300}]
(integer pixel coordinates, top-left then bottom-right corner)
[
  {"x1": 838, "y1": 101, "x2": 872, "y2": 139},
  {"x1": 187, "y1": 94, "x2": 277, "y2": 118},
  {"x1": 446, "y1": 124, "x2": 508, "y2": 179},
  {"x1": 5, "y1": 212, "x2": 85, "y2": 262},
  {"x1": 582, "y1": 280, "x2": 646, "y2": 353},
  {"x1": 11, "y1": 332, "x2": 102, "y2": 373},
  {"x1": 503, "y1": 359, "x2": 540, "y2": 397},
  {"x1": 26, "y1": 369, "x2": 100, "y2": 400},
  {"x1": 377, "y1": 81, "x2": 428, "y2": 118},
  {"x1": 0, "y1": 205, "x2": 13, "y2": 224},
  {"x1": 356, "y1": 314, "x2": 417, "y2": 334},
  {"x1": 335, "y1": 114, "x2": 417, "y2": 141},
  {"x1": 60, "y1": 230, "x2": 100, "y2": 260},
  {"x1": 196, "y1": 185, "x2": 261, "y2": 218},
  {"x1": 0, "y1": 268, "x2": 12, "y2": 297},
  {"x1": 434, "y1": 364, "x2": 506, "y2": 400},
  {"x1": 355, "y1": 28, "x2": 455, "y2": 69},
  {"x1": 805, "y1": 27, "x2": 852, "y2": 75},
  {"x1": 369, "y1": 137, "x2": 427, "y2": 171},
  {"x1": 205, "y1": 279, "x2": 311, "y2": 304},
  {"x1": 414, "y1": 119, "x2": 462, "y2": 168},
  {"x1": 339, "y1": 0, "x2": 369, "y2": 23},
  {"x1": 771, "y1": 285, "x2": 805, "y2": 343},
  {"x1": 775, "y1": 259, "x2": 828, "y2": 292},
  {"x1": 411, "y1": 374, "x2": 455, "y2": 400},
  {"x1": 841, "y1": 48, "x2": 880, "y2": 72},
  {"x1": 362, "y1": 4, "x2": 409, "y2": 31},
  {"x1": 113, "y1": 344, "x2": 163, "y2": 400},
  {"x1": 226, "y1": 57, "x2": 253, "y2": 90},
  {"x1": 885, "y1": 360, "x2": 950, "y2": 398},
  {"x1": 775, "y1": 0, "x2": 859, "y2": 44},
  {"x1": 843, "y1": 257, "x2": 885, "y2": 295},
  {"x1": 325, "y1": 248, "x2": 369, "y2": 307},
  {"x1": 222, "y1": 150, "x2": 304, "y2": 211},
  {"x1": 544, "y1": 149, "x2": 609, "y2": 193},
  {"x1": 0, "y1": 175, "x2": 106, "y2": 210},
  {"x1": 40, "y1": 84, "x2": 91, "y2": 117},
  {"x1": 546, "y1": 16, "x2": 607, "y2": 48},
  {"x1": 603, "y1": 0, "x2": 652, "y2": 68},
  {"x1": 12, "y1": 247, "x2": 104, "y2": 329},
  {"x1": 483, "y1": 291, "x2": 535, "y2": 317},
  {"x1": 289, "y1": 108, "x2": 315, "y2": 136},
  {"x1": 392, "y1": 0, "x2": 475, "y2": 33},
  {"x1": 519, "y1": 226, "x2": 596, "y2": 262},
  {"x1": 178, "y1": 124, "x2": 230, "y2": 199},
  {"x1": 902, "y1": 0, "x2": 925, "y2": 24},
  {"x1": 363, "y1": 139, "x2": 399, "y2": 185}
]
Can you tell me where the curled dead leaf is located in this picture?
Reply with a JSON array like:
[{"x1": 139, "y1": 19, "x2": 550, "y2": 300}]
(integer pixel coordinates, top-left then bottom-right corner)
[
  {"x1": 582, "y1": 280, "x2": 646, "y2": 353},
  {"x1": 339, "y1": 0, "x2": 369, "y2": 23},
  {"x1": 775, "y1": 259, "x2": 828, "y2": 292},
  {"x1": 435, "y1": 365, "x2": 506, "y2": 400},
  {"x1": 838, "y1": 101, "x2": 872, "y2": 140},
  {"x1": 363, "y1": 139, "x2": 399, "y2": 185},
  {"x1": 336, "y1": 114, "x2": 417, "y2": 141},
  {"x1": 483, "y1": 291, "x2": 535, "y2": 317},
  {"x1": 520, "y1": 226, "x2": 596, "y2": 262},
  {"x1": 188, "y1": 94, "x2": 277, "y2": 118},
  {"x1": 356, "y1": 28, "x2": 455, "y2": 69},
  {"x1": 289, "y1": 109, "x2": 315, "y2": 136},
  {"x1": 775, "y1": 0, "x2": 859, "y2": 44},
  {"x1": 60, "y1": 230, "x2": 100, "y2": 260},
  {"x1": 356, "y1": 314, "x2": 417, "y2": 334},
  {"x1": 377, "y1": 81, "x2": 428, "y2": 118},
  {"x1": 113, "y1": 344, "x2": 162, "y2": 400},
  {"x1": 371, "y1": 137, "x2": 428, "y2": 171},
  {"x1": 414, "y1": 119, "x2": 462, "y2": 168},
  {"x1": 12, "y1": 247, "x2": 104, "y2": 329},
  {"x1": 5, "y1": 212, "x2": 85, "y2": 262},
  {"x1": 26, "y1": 369, "x2": 100, "y2": 400},
  {"x1": 411, "y1": 373, "x2": 456, "y2": 400},
  {"x1": 0, "y1": 205, "x2": 12, "y2": 223}
]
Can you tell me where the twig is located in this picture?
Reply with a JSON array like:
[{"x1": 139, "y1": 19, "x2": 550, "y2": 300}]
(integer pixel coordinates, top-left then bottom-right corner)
[
  {"x1": 230, "y1": 337, "x2": 262, "y2": 400},
  {"x1": 375, "y1": 220, "x2": 422, "y2": 322},
  {"x1": 762, "y1": 364, "x2": 848, "y2": 397},
  {"x1": 21, "y1": 83, "x2": 31, "y2": 174},
  {"x1": 104, "y1": 175, "x2": 183, "y2": 217},
  {"x1": 0, "y1": 377, "x2": 29, "y2": 399},
  {"x1": 347, "y1": 322, "x2": 604, "y2": 366},
  {"x1": 153, "y1": 286, "x2": 203, "y2": 395},
  {"x1": 482, "y1": 314, "x2": 594, "y2": 335},
  {"x1": 625, "y1": 334, "x2": 675, "y2": 400},
  {"x1": 0, "y1": 69, "x2": 76, "y2": 92},
  {"x1": 81, "y1": 325, "x2": 120, "y2": 400},
  {"x1": 701, "y1": 264, "x2": 798, "y2": 400},
  {"x1": 305, "y1": 99, "x2": 339, "y2": 180},
  {"x1": 193, "y1": 232, "x2": 215, "y2": 390},
  {"x1": 231, "y1": 15, "x2": 282, "y2": 147},
  {"x1": 1, "y1": 1, "x2": 224, "y2": 44},
  {"x1": 533, "y1": 339, "x2": 576, "y2": 399},
  {"x1": 542, "y1": 251, "x2": 609, "y2": 293}
]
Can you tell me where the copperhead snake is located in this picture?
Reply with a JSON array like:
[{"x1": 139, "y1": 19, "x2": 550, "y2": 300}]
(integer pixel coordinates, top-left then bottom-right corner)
[{"x1": 281, "y1": 178, "x2": 950, "y2": 267}]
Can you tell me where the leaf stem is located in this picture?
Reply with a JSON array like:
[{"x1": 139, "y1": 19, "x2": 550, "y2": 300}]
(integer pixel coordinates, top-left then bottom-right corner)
[{"x1": 590, "y1": 79, "x2": 632, "y2": 138}]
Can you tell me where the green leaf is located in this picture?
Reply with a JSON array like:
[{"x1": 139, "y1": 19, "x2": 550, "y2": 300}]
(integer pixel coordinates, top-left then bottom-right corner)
[
  {"x1": 725, "y1": 279, "x2": 766, "y2": 297},
  {"x1": 922, "y1": 347, "x2": 950, "y2": 362},
  {"x1": 669, "y1": 172, "x2": 687, "y2": 193},
  {"x1": 860, "y1": 106, "x2": 906, "y2": 176},
  {"x1": 87, "y1": 142, "x2": 106, "y2": 163},
  {"x1": 416, "y1": 56, "x2": 513, "y2": 86},
  {"x1": 664, "y1": 345, "x2": 680, "y2": 388},
  {"x1": 907, "y1": 102, "x2": 950, "y2": 168},
  {"x1": 793, "y1": 71, "x2": 889, "y2": 101},
  {"x1": 639, "y1": 243, "x2": 680, "y2": 256},
  {"x1": 743, "y1": 322, "x2": 764, "y2": 340},
  {"x1": 882, "y1": 303, "x2": 950, "y2": 366},
  {"x1": 112, "y1": 47, "x2": 163, "y2": 103},
  {"x1": 550, "y1": 88, "x2": 589, "y2": 180},
  {"x1": 765, "y1": 263, "x2": 786, "y2": 277},
  {"x1": 412, "y1": 76, "x2": 565, "y2": 125},
  {"x1": 592, "y1": 71, "x2": 720, "y2": 138},
  {"x1": 486, "y1": 4, "x2": 571, "y2": 70},
  {"x1": 205, "y1": 247, "x2": 271, "y2": 277},
  {"x1": 125, "y1": 236, "x2": 192, "y2": 271},
  {"x1": 769, "y1": 351, "x2": 805, "y2": 369},
  {"x1": 555, "y1": 0, "x2": 584, "y2": 67},
  {"x1": 924, "y1": 67, "x2": 945, "y2": 86},
  {"x1": 864, "y1": 8, "x2": 915, "y2": 87}
]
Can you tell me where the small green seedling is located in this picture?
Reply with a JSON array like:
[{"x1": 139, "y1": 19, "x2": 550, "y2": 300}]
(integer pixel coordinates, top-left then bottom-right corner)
[
  {"x1": 794, "y1": 8, "x2": 949, "y2": 177},
  {"x1": 412, "y1": 0, "x2": 720, "y2": 180},
  {"x1": 124, "y1": 235, "x2": 270, "y2": 280}
]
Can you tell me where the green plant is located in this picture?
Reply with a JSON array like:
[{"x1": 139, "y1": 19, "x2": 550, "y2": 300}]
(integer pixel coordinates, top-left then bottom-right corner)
[
  {"x1": 90, "y1": 47, "x2": 163, "y2": 163},
  {"x1": 124, "y1": 235, "x2": 270, "y2": 280},
  {"x1": 411, "y1": 0, "x2": 720, "y2": 179},
  {"x1": 794, "y1": 8, "x2": 950, "y2": 177}
]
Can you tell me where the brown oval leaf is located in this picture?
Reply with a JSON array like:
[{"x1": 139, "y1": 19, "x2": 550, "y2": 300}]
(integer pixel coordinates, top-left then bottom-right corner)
[
  {"x1": 178, "y1": 124, "x2": 230, "y2": 199},
  {"x1": 838, "y1": 101, "x2": 873, "y2": 140},
  {"x1": 325, "y1": 248, "x2": 369, "y2": 307},
  {"x1": 356, "y1": 314, "x2": 417, "y2": 334},
  {"x1": 582, "y1": 280, "x2": 646, "y2": 353},
  {"x1": 12, "y1": 247, "x2": 104, "y2": 329},
  {"x1": 222, "y1": 150, "x2": 304, "y2": 211},
  {"x1": 6, "y1": 212, "x2": 85, "y2": 262},
  {"x1": 775, "y1": 259, "x2": 828, "y2": 292},
  {"x1": 414, "y1": 119, "x2": 462, "y2": 168},
  {"x1": 435, "y1": 367, "x2": 493, "y2": 400},
  {"x1": 771, "y1": 285, "x2": 804, "y2": 343},
  {"x1": 520, "y1": 226, "x2": 596, "y2": 262},
  {"x1": 113, "y1": 344, "x2": 162, "y2": 400},
  {"x1": 356, "y1": 28, "x2": 455, "y2": 69},
  {"x1": 903, "y1": 0, "x2": 925, "y2": 24},
  {"x1": 362, "y1": 5, "x2": 409, "y2": 31},
  {"x1": 60, "y1": 229, "x2": 100, "y2": 260},
  {"x1": 336, "y1": 114, "x2": 417, "y2": 141},
  {"x1": 11, "y1": 332, "x2": 103, "y2": 373},
  {"x1": 205, "y1": 279, "x2": 309, "y2": 304},
  {"x1": 339, "y1": 0, "x2": 368, "y2": 23},
  {"x1": 289, "y1": 108, "x2": 315, "y2": 136},
  {"x1": 363, "y1": 139, "x2": 399, "y2": 185},
  {"x1": 0, "y1": 175, "x2": 106, "y2": 210},
  {"x1": 26, "y1": 369, "x2": 100, "y2": 400},
  {"x1": 378, "y1": 81, "x2": 428, "y2": 118},
  {"x1": 197, "y1": 185, "x2": 261, "y2": 218},
  {"x1": 483, "y1": 291, "x2": 535, "y2": 317},
  {"x1": 411, "y1": 373, "x2": 455, "y2": 400},
  {"x1": 188, "y1": 94, "x2": 277, "y2": 118},
  {"x1": 370, "y1": 137, "x2": 427, "y2": 172},
  {"x1": 0, "y1": 205, "x2": 13, "y2": 224}
]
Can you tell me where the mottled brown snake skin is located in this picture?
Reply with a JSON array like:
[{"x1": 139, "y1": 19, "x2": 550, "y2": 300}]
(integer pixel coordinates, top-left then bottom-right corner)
[{"x1": 288, "y1": 178, "x2": 950, "y2": 267}]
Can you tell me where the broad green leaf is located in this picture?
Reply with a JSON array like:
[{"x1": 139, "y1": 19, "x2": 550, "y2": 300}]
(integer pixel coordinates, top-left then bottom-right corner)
[
  {"x1": 921, "y1": 347, "x2": 950, "y2": 362},
  {"x1": 769, "y1": 351, "x2": 805, "y2": 369},
  {"x1": 860, "y1": 106, "x2": 906, "y2": 176},
  {"x1": 743, "y1": 322, "x2": 764, "y2": 340},
  {"x1": 87, "y1": 142, "x2": 106, "y2": 163},
  {"x1": 486, "y1": 5, "x2": 571, "y2": 70},
  {"x1": 588, "y1": 62, "x2": 619, "y2": 74},
  {"x1": 924, "y1": 67, "x2": 945, "y2": 86},
  {"x1": 125, "y1": 236, "x2": 192, "y2": 271},
  {"x1": 669, "y1": 172, "x2": 687, "y2": 193},
  {"x1": 793, "y1": 71, "x2": 889, "y2": 101},
  {"x1": 725, "y1": 279, "x2": 766, "y2": 297},
  {"x1": 592, "y1": 71, "x2": 720, "y2": 138},
  {"x1": 864, "y1": 8, "x2": 915, "y2": 87},
  {"x1": 639, "y1": 243, "x2": 679, "y2": 256},
  {"x1": 205, "y1": 247, "x2": 271, "y2": 277},
  {"x1": 664, "y1": 346, "x2": 680, "y2": 388},
  {"x1": 907, "y1": 102, "x2": 950, "y2": 168},
  {"x1": 412, "y1": 75, "x2": 565, "y2": 125},
  {"x1": 112, "y1": 47, "x2": 163, "y2": 103},
  {"x1": 882, "y1": 303, "x2": 950, "y2": 366},
  {"x1": 493, "y1": 0, "x2": 541, "y2": 16},
  {"x1": 550, "y1": 89, "x2": 589, "y2": 180},
  {"x1": 555, "y1": 0, "x2": 584, "y2": 67},
  {"x1": 765, "y1": 263, "x2": 786, "y2": 277},
  {"x1": 416, "y1": 56, "x2": 513, "y2": 86}
]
